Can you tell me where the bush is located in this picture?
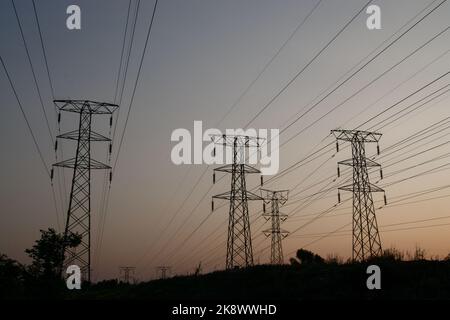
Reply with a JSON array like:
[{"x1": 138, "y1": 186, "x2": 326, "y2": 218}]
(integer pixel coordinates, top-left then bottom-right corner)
[
  {"x1": 290, "y1": 249, "x2": 324, "y2": 266},
  {"x1": 380, "y1": 247, "x2": 404, "y2": 261},
  {"x1": 325, "y1": 253, "x2": 344, "y2": 265}
]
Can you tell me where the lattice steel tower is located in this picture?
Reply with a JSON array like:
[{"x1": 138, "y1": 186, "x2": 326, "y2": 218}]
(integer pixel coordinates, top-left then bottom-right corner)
[
  {"x1": 156, "y1": 266, "x2": 171, "y2": 279},
  {"x1": 261, "y1": 189, "x2": 289, "y2": 265},
  {"x1": 332, "y1": 129, "x2": 386, "y2": 261},
  {"x1": 212, "y1": 135, "x2": 263, "y2": 269},
  {"x1": 119, "y1": 266, "x2": 136, "y2": 284},
  {"x1": 52, "y1": 100, "x2": 118, "y2": 282}
]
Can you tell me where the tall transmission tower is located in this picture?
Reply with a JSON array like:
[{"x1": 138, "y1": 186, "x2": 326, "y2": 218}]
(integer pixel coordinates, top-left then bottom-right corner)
[
  {"x1": 52, "y1": 100, "x2": 118, "y2": 282},
  {"x1": 211, "y1": 134, "x2": 263, "y2": 269},
  {"x1": 260, "y1": 189, "x2": 289, "y2": 265},
  {"x1": 119, "y1": 266, "x2": 136, "y2": 284},
  {"x1": 156, "y1": 266, "x2": 171, "y2": 279},
  {"x1": 332, "y1": 129, "x2": 386, "y2": 261}
]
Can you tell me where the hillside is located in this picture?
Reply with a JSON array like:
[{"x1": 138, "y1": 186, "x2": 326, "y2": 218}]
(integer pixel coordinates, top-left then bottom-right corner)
[{"x1": 72, "y1": 260, "x2": 450, "y2": 300}]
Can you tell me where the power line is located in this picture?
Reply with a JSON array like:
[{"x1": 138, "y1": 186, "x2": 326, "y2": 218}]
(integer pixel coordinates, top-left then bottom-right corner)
[
  {"x1": 197, "y1": 179, "x2": 450, "y2": 268},
  {"x1": 10, "y1": 0, "x2": 54, "y2": 143},
  {"x1": 143, "y1": 0, "x2": 326, "y2": 269},
  {"x1": 288, "y1": 184, "x2": 450, "y2": 221},
  {"x1": 171, "y1": 104, "x2": 448, "y2": 270},
  {"x1": 113, "y1": 0, "x2": 133, "y2": 104},
  {"x1": 340, "y1": 48, "x2": 450, "y2": 129},
  {"x1": 217, "y1": 0, "x2": 323, "y2": 126},
  {"x1": 0, "y1": 53, "x2": 61, "y2": 231},
  {"x1": 31, "y1": 0, "x2": 68, "y2": 226},
  {"x1": 243, "y1": 0, "x2": 373, "y2": 128},
  {"x1": 145, "y1": 1, "x2": 449, "y2": 275},
  {"x1": 267, "y1": 54, "x2": 450, "y2": 187},
  {"x1": 13, "y1": 0, "x2": 65, "y2": 230},
  {"x1": 31, "y1": 0, "x2": 55, "y2": 99},
  {"x1": 99, "y1": 0, "x2": 158, "y2": 273},
  {"x1": 193, "y1": 102, "x2": 450, "y2": 273},
  {"x1": 161, "y1": 0, "x2": 436, "y2": 262},
  {"x1": 197, "y1": 87, "x2": 450, "y2": 269},
  {"x1": 95, "y1": 0, "x2": 133, "y2": 273},
  {"x1": 0, "y1": 55, "x2": 49, "y2": 177},
  {"x1": 288, "y1": 162, "x2": 450, "y2": 236},
  {"x1": 244, "y1": 0, "x2": 448, "y2": 167},
  {"x1": 202, "y1": 119, "x2": 448, "y2": 268},
  {"x1": 260, "y1": 4, "x2": 449, "y2": 188},
  {"x1": 112, "y1": 0, "x2": 159, "y2": 172},
  {"x1": 285, "y1": 85, "x2": 450, "y2": 201},
  {"x1": 286, "y1": 137, "x2": 450, "y2": 207},
  {"x1": 280, "y1": 26, "x2": 449, "y2": 146},
  {"x1": 287, "y1": 211, "x2": 450, "y2": 251},
  {"x1": 135, "y1": 167, "x2": 210, "y2": 266}
]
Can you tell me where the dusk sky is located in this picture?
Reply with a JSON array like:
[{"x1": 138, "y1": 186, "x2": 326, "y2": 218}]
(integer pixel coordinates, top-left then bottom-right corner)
[{"x1": 0, "y1": 0, "x2": 449, "y2": 281}]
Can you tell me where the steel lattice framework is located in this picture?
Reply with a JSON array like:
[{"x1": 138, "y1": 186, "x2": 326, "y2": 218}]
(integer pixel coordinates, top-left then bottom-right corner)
[
  {"x1": 53, "y1": 100, "x2": 118, "y2": 282},
  {"x1": 332, "y1": 129, "x2": 385, "y2": 261},
  {"x1": 119, "y1": 266, "x2": 136, "y2": 284},
  {"x1": 156, "y1": 266, "x2": 171, "y2": 279},
  {"x1": 261, "y1": 189, "x2": 289, "y2": 265},
  {"x1": 212, "y1": 135, "x2": 263, "y2": 269}
]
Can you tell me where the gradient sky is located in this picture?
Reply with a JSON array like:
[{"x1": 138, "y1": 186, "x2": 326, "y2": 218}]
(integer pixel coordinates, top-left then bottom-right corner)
[{"x1": 0, "y1": 0, "x2": 449, "y2": 281}]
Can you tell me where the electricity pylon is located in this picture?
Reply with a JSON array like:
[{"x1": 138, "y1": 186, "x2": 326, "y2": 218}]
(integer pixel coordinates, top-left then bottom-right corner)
[
  {"x1": 119, "y1": 266, "x2": 136, "y2": 284},
  {"x1": 156, "y1": 266, "x2": 171, "y2": 279},
  {"x1": 52, "y1": 100, "x2": 118, "y2": 282},
  {"x1": 332, "y1": 129, "x2": 386, "y2": 261},
  {"x1": 261, "y1": 189, "x2": 289, "y2": 265},
  {"x1": 211, "y1": 135, "x2": 263, "y2": 269}
]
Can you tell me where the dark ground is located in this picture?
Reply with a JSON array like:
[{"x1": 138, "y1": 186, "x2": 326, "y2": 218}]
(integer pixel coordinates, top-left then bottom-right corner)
[{"x1": 70, "y1": 260, "x2": 450, "y2": 300}]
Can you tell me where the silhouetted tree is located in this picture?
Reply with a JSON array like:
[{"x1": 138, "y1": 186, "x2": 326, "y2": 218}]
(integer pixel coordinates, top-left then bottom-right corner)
[
  {"x1": 290, "y1": 249, "x2": 324, "y2": 266},
  {"x1": 0, "y1": 253, "x2": 25, "y2": 298},
  {"x1": 25, "y1": 228, "x2": 81, "y2": 280}
]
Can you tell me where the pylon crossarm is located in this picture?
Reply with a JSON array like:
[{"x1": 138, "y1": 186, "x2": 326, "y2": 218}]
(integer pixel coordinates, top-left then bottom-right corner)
[
  {"x1": 212, "y1": 191, "x2": 232, "y2": 200},
  {"x1": 243, "y1": 164, "x2": 261, "y2": 174},
  {"x1": 54, "y1": 100, "x2": 119, "y2": 114},
  {"x1": 210, "y1": 134, "x2": 265, "y2": 147},
  {"x1": 246, "y1": 190, "x2": 264, "y2": 201},
  {"x1": 339, "y1": 158, "x2": 381, "y2": 168},
  {"x1": 213, "y1": 164, "x2": 234, "y2": 173},
  {"x1": 367, "y1": 183, "x2": 385, "y2": 193},
  {"x1": 264, "y1": 229, "x2": 289, "y2": 235},
  {"x1": 53, "y1": 158, "x2": 111, "y2": 169},
  {"x1": 260, "y1": 189, "x2": 289, "y2": 205},
  {"x1": 57, "y1": 130, "x2": 111, "y2": 141},
  {"x1": 331, "y1": 129, "x2": 382, "y2": 142},
  {"x1": 213, "y1": 190, "x2": 262, "y2": 201},
  {"x1": 364, "y1": 158, "x2": 382, "y2": 167},
  {"x1": 339, "y1": 184, "x2": 384, "y2": 193},
  {"x1": 338, "y1": 184, "x2": 354, "y2": 192},
  {"x1": 214, "y1": 164, "x2": 260, "y2": 174}
]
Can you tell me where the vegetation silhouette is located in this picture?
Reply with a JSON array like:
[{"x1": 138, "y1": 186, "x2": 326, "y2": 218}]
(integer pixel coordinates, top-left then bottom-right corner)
[
  {"x1": 290, "y1": 248, "x2": 325, "y2": 266},
  {"x1": 0, "y1": 228, "x2": 80, "y2": 299},
  {"x1": 1, "y1": 231, "x2": 450, "y2": 300}
]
